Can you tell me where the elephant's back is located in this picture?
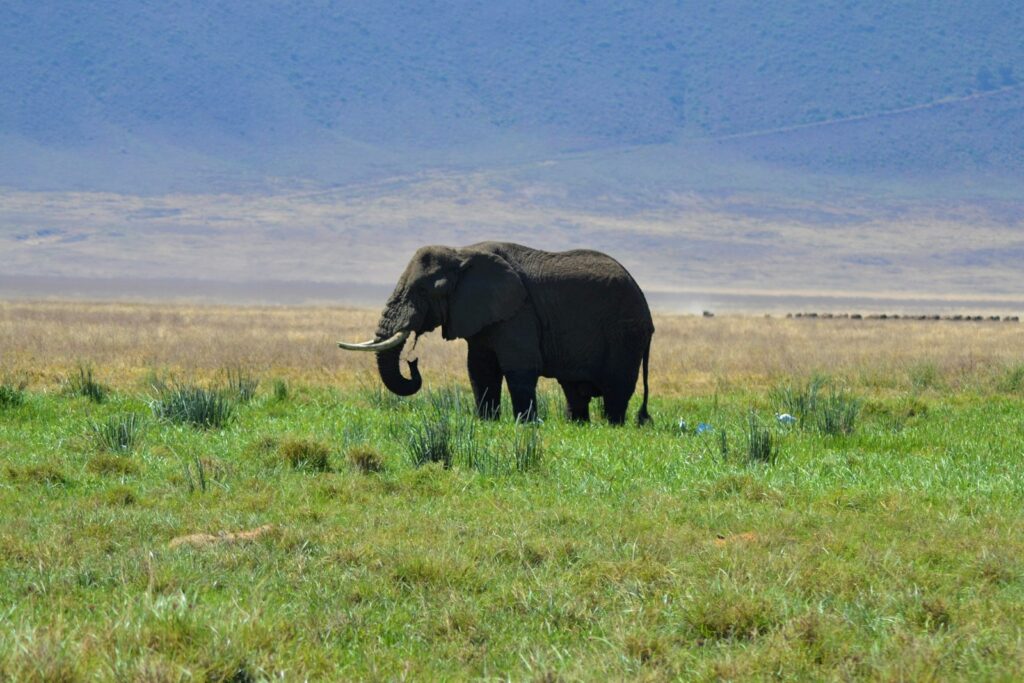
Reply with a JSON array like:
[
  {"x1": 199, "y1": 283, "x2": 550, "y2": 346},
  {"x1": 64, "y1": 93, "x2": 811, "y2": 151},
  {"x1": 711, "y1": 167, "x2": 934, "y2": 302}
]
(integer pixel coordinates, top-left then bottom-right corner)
[
  {"x1": 533, "y1": 249, "x2": 652, "y2": 322},
  {"x1": 479, "y1": 240, "x2": 654, "y2": 329},
  {"x1": 515, "y1": 247, "x2": 654, "y2": 376}
]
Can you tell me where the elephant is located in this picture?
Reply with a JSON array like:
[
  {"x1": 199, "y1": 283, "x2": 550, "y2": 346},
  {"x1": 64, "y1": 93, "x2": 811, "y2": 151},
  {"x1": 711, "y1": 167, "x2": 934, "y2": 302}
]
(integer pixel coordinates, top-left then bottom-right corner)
[{"x1": 338, "y1": 241, "x2": 654, "y2": 425}]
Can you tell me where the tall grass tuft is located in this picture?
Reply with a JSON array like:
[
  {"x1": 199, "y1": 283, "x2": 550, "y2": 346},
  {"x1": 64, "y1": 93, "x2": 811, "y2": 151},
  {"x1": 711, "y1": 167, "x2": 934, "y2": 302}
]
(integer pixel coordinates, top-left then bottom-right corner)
[
  {"x1": 463, "y1": 443, "x2": 502, "y2": 475},
  {"x1": 150, "y1": 382, "x2": 234, "y2": 429},
  {"x1": 770, "y1": 375, "x2": 825, "y2": 425},
  {"x1": 225, "y1": 367, "x2": 259, "y2": 403},
  {"x1": 745, "y1": 412, "x2": 779, "y2": 465},
  {"x1": 512, "y1": 424, "x2": 543, "y2": 473},
  {"x1": 0, "y1": 379, "x2": 27, "y2": 409},
  {"x1": 408, "y1": 412, "x2": 455, "y2": 468},
  {"x1": 272, "y1": 378, "x2": 289, "y2": 401},
  {"x1": 181, "y1": 455, "x2": 208, "y2": 493},
  {"x1": 772, "y1": 376, "x2": 862, "y2": 436},
  {"x1": 90, "y1": 413, "x2": 146, "y2": 453},
  {"x1": 67, "y1": 365, "x2": 108, "y2": 403},
  {"x1": 409, "y1": 388, "x2": 480, "y2": 468},
  {"x1": 815, "y1": 387, "x2": 862, "y2": 436}
]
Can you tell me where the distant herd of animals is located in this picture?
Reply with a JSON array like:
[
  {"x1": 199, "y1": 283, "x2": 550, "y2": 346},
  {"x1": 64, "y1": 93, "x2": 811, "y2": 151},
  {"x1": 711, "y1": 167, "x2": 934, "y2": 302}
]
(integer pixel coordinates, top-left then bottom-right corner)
[{"x1": 784, "y1": 312, "x2": 1020, "y2": 321}]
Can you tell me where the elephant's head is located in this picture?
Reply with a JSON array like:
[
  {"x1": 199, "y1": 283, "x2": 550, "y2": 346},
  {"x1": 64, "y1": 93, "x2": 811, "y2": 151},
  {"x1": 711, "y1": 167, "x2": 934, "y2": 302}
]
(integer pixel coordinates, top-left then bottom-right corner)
[{"x1": 338, "y1": 245, "x2": 526, "y2": 396}]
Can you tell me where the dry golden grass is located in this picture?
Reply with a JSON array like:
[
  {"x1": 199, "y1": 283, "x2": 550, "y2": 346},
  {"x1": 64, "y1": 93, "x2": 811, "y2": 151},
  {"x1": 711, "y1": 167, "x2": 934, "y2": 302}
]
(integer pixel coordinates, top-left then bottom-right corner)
[{"x1": 2, "y1": 299, "x2": 1023, "y2": 395}]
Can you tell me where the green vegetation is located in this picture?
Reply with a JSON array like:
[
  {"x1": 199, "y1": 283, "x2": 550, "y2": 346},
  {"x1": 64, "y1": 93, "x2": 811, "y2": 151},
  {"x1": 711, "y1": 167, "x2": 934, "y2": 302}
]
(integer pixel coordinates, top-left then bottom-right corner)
[
  {"x1": 744, "y1": 412, "x2": 778, "y2": 465},
  {"x1": 346, "y1": 446, "x2": 385, "y2": 474},
  {"x1": 149, "y1": 381, "x2": 234, "y2": 429},
  {"x1": 224, "y1": 367, "x2": 259, "y2": 403},
  {"x1": 65, "y1": 364, "x2": 108, "y2": 403},
  {"x1": 0, "y1": 380, "x2": 25, "y2": 409},
  {"x1": 89, "y1": 413, "x2": 146, "y2": 453},
  {"x1": 2, "y1": 377, "x2": 1024, "y2": 679},
  {"x1": 771, "y1": 376, "x2": 863, "y2": 435},
  {"x1": 271, "y1": 378, "x2": 289, "y2": 402},
  {"x1": 998, "y1": 364, "x2": 1024, "y2": 393},
  {"x1": 814, "y1": 386, "x2": 863, "y2": 436},
  {"x1": 279, "y1": 438, "x2": 331, "y2": 472}
]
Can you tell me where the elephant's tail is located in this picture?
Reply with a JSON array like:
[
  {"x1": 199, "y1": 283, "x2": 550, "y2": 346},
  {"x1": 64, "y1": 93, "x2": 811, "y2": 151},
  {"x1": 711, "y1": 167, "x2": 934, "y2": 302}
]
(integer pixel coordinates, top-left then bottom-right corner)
[{"x1": 637, "y1": 337, "x2": 652, "y2": 426}]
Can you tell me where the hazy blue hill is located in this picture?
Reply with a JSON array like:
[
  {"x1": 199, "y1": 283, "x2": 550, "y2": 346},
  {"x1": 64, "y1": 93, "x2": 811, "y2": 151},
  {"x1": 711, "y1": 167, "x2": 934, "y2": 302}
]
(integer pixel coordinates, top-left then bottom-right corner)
[{"x1": 1, "y1": 1, "x2": 1022, "y2": 193}]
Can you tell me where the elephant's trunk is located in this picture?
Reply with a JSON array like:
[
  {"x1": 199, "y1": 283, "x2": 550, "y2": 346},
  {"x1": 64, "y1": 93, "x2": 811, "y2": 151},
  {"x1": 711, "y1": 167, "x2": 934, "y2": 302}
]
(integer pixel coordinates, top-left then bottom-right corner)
[
  {"x1": 338, "y1": 281, "x2": 424, "y2": 396},
  {"x1": 375, "y1": 338, "x2": 422, "y2": 396}
]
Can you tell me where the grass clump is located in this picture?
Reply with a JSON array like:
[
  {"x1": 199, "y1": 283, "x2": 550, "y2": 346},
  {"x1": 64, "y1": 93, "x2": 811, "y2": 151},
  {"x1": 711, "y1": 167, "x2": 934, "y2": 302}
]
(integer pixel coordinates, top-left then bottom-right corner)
[
  {"x1": 225, "y1": 367, "x2": 259, "y2": 403},
  {"x1": 103, "y1": 485, "x2": 138, "y2": 506},
  {"x1": 279, "y1": 438, "x2": 331, "y2": 472},
  {"x1": 408, "y1": 388, "x2": 478, "y2": 469},
  {"x1": 686, "y1": 591, "x2": 784, "y2": 642},
  {"x1": 745, "y1": 413, "x2": 779, "y2": 465},
  {"x1": 66, "y1": 364, "x2": 108, "y2": 403},
  {"x1": 815, "y1": 387, "x2": 862, "y2": 436},
  {"x1": 347, "y1": 446, "x2": 385, "y2": 473},
  {"x1": 150, "y1": 382, "x2": 234, "y2": 429},
  {"x1": 272, "y1": 378, "x2": 289, "y2": 401},
  {"x1": 88, "y1": 454, "x2": 140, "y2": 476},
  {"x1": 997, "y1": 364, "x2": 1024, "y2": 393},
  {"x1": 90, "y1": 413, "x2": 146, "y2": 453},
  {"x1": 180, "y1": 455, "x2": 209, "y2": 493},
  {"x1": 770, "y1": 375, "x2": 825, "y2": 425},
  {"x1": 624, "y1": 635, "x2": 666, "y2": 665},
  {"x1": 512, "y1": 424, "x2": 543, "y2": 472},
  {"x1": 0, "y1": 379, "x2": 27, "y2": 409},
  {"x1": 408, "y1": 414, "x2": 454, "y2": 468},
  {"x1": 6, "y1": 463, "x2": 69, "y2": 486},
  {"x1": 772, "y1": 376, "x2": 862, "y2": 436}
]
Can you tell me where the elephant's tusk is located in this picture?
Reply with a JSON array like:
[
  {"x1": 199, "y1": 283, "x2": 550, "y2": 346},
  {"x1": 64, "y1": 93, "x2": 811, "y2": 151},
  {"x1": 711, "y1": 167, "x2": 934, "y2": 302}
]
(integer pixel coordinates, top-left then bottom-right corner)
[{"x1": 337, "y1": 330, "x2": 410, "y2": 352}]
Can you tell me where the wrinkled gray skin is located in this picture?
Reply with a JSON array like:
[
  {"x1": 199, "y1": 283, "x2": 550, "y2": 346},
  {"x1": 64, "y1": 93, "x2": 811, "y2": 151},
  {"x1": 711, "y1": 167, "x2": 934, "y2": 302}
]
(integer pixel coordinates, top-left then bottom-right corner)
[{"x1": 359, "y1": 241, "x2": 654, "y2": 425}]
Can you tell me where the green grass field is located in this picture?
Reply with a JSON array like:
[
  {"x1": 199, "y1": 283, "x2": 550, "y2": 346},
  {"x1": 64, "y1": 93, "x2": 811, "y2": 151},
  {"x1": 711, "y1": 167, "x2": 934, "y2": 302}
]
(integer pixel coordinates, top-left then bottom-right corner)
[{"x1": 2, "y1": 367, "x2": 1024, "y2": 680}]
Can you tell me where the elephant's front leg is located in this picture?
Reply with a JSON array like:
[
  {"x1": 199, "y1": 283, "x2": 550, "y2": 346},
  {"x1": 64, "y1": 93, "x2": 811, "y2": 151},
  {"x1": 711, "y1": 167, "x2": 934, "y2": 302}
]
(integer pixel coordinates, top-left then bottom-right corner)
[
  {"x1": 505, "y1": 369, "x2": 540, "y2": 422},
  {"x1": 467, "y1": 342, "x2": 502, "y2": 419},
  {"x1": 488, "y1": 310, "x2": 543, "y2": 422}
]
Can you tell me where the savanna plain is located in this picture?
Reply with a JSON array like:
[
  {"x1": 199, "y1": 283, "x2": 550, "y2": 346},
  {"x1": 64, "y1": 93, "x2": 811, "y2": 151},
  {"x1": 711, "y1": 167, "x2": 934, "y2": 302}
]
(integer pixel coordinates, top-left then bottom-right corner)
[{"x1": 2, "y1": 300, "x2": 1024, "y2": 680}]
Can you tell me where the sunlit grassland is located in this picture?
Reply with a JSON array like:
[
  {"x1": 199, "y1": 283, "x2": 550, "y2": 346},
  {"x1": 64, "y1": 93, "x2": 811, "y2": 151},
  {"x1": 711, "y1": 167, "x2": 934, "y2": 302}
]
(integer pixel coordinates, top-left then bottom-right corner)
[
  {"x1": 3, "y1": 299, "x2": 1024, "y2": 393},
  {"x1": 2, "y1": 301, "x2": 1024, "y2": 679}
]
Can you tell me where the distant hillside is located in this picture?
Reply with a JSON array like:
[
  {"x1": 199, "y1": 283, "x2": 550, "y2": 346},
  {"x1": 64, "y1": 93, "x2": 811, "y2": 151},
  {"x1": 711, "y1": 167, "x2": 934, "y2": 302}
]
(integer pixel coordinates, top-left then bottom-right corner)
[{"x1": 2, "y1": 1, "x2": 1022, "y2": 193}]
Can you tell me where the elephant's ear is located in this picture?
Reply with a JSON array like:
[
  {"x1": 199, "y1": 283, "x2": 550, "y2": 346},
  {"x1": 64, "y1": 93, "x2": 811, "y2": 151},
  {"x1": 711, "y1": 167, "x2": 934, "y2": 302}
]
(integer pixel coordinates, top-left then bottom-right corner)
[{"x1": 445, "y1": 251, "x2": 527, "y2": 339}]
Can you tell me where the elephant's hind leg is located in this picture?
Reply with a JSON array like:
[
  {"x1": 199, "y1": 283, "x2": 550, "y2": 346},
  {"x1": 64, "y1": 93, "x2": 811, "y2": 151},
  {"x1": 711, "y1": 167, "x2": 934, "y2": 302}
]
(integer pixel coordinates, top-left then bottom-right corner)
[
  {"x1": 600, "y1": 369, "x2": 640, "y2": 426},
  {"x1": 467, "y1": 343, "x2": 502, "y2": 419},
  {"x1": 559, "y1": 380, "x2": 593, "y2": 423},
  {"x1": 602, "y1": 395, "x2": 630, "y2": 425}
]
